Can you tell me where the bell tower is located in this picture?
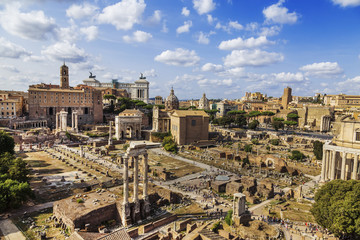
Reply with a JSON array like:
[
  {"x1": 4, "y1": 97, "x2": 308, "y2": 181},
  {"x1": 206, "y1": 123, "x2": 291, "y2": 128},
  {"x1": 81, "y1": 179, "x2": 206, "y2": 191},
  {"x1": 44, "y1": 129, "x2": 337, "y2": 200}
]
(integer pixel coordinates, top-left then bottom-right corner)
[{"x1": 60, "y1": 63, "x2": 69, "y2": 89}]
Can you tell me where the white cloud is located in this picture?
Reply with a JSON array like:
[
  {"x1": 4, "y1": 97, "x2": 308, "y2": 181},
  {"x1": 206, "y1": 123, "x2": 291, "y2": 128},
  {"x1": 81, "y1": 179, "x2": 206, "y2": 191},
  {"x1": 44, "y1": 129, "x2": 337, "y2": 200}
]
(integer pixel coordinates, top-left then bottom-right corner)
[
  {"x1": 80, "y1": 26, "x2": 98, "y2": 41},
  {"x1": 197, "y1": 31, "x2": 215, "y2": 44},
  {"x1": 143, "y1": 69, "x2": 157, "y2": 77},
  {"x1": 198, "y1": 78, "x2": 233, "y2": 87},
  {"x1": 154, "y1": 48, "x2": 200, "y2": 67},
  {"x1": 337, "y1": 76, "x2": 360, "y2": 94},
  {"x1": 201, "y1": 63, "x2": 223, "y2": 72},
  {"x1": 55, "y1": 24, "x2": 79, "y2": 43},
  {"x1": 245, "y1": 22, "x2": 259, "y2": 32},
  {"x1": 332, "y1": 0, "x2": 360, "y2": 7},
  {"x1": 0, "y1": 3, "x2": 56, "y2": 40},
  {"x1": 0, "y1": 37, "x2": 31, "y2": 58},
  {"x1": 217, "y1": 67, "x2": 246, "y2": 78},
  {"x1": 0, "y1": 65, "x2": 19, "y2": 73},
  {"x1": 320, "y1": 82, "x2": 328, "y2": 87},
  {"x1": 259, "y1": 25, "x2": 282, "y2": 36},
  {"x1": 263, "y1": 0, "x2": 299, "y2": 24},
  {"x1": 299, "y1": 62, "x2": 344, "y2": 78},
  {"x1": 123, "y1": 30, "x2": 152, "y2": 43},
  {"x1": 147, "y1": 10, "x2": 162, "y2": 25},
  {"x1": 176, "y1": 20, "x2": 192, "y2": 34},
  {"x1": 224, "y1": 49, "x2": 284, "y2": 67},
  {"x1": 162, "y1": 20, "x2": 168, "y2": 33},
  {"x1": 198, "y1": 32, "x2": 209, "y2": 44},
  {"x1": 207, "y1": 14, "x2": 214, "y2": 24},
  {"x1": 193, "y1": 0, "x2": 216, "y2": 15},
  {"x1": 98, "y1": 0, "x2": 146, "y2": 30},
  {"x1": 42, "y1": 41, "x2": 89, "y2": 63},
  {"x1": 182, "y1": 7, "x2": 190, "y2": 16},
  {"x1": 228, "y1": 21, "x2": 243, "y2": 30},
  {"x1": 219, "y1": 36, "x2": 274, "y2": 50},
  {"x1": 270, "y1": 72, "x2": 307, "y2": 83},
  {"x1": 66, "y1": 3, "x2": 98, "y2": 20}
]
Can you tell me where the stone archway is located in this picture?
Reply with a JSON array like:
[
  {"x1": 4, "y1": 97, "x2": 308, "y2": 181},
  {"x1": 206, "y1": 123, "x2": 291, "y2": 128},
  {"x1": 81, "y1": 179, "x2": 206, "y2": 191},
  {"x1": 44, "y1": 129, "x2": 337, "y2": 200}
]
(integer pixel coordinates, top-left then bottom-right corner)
[
  {"x1": 265, "y1": 158, "x2": 275, "y2": 168},
  {"x1": 126, "y1": 126, "x2": 133, "y2": 138}
]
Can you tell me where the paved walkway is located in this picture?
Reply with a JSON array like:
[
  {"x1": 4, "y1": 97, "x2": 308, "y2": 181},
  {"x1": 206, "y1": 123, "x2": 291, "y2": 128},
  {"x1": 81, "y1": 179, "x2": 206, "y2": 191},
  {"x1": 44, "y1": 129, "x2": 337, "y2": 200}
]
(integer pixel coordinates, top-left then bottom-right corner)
[{"x1": 0, "y1": 219, "x2": 25, "y2": 240}]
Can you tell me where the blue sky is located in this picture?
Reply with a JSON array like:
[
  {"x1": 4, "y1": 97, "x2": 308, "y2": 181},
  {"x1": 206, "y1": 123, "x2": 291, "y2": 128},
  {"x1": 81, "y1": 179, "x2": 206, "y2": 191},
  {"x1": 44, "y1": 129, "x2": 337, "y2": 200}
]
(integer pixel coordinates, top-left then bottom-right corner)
[{"x1": 0, "y1": 0, "x2": 360, "y2": 100}]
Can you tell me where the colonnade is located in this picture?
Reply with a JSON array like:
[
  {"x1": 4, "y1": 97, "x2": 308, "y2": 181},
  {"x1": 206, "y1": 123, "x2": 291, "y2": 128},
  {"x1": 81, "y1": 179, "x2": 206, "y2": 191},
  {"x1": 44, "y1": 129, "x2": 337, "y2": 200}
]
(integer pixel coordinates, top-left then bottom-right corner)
[
  {"x1": 13, "y1": 120, "x2": 47, "y2": 129},
  {"x1": 321, "y1": 144, "x2": 360, "y2": 181},
  {"x1": 121, "y1": 143, "x2": 150, "y2": 226}
]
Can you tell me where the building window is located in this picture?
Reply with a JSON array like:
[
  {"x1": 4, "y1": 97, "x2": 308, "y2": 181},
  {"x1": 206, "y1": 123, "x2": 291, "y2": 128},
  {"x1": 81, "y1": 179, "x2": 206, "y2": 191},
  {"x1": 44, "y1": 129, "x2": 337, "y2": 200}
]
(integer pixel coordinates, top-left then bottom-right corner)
[
  {"x1": 356, "y1": 131, "x2": 360, "y2": 141},
  {"x1": 192, "y1": 120, "x2": 196, "y2": 126}
]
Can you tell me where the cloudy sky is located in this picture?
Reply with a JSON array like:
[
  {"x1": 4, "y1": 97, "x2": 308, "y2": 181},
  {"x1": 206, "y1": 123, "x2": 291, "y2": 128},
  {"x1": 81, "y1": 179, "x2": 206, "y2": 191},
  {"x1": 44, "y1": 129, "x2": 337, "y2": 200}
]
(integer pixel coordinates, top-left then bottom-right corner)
[{"x1": 0, "y1": 0, "x2": 360, "y2": 99}]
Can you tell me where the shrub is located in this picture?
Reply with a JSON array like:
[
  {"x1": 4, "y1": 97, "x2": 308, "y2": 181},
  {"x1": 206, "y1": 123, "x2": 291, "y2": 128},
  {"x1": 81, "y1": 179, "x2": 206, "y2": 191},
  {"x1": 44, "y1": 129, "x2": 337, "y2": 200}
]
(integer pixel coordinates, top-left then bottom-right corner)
[
  {"x1": 270, "y1": 139, "x2": 280, "y2": 146},
  {"x1": 77, "y1": 198, "x2": 84, "y2": 203},
  {"x1": 225, "y1": 210, "x2": 233, "y2": 226},
  {"x1": 244, "y1": 144, "x2": 252, "y2": 153}
]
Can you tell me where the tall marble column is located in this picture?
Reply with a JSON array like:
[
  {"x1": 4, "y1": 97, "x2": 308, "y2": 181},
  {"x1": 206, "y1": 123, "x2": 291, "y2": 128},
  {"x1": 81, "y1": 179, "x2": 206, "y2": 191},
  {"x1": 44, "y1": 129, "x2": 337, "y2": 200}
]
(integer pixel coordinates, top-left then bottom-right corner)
[
  {"x1": 108, "y1": 121, "x2": 113, "y2": 146},
  {"x1": 341, "y1": 152, "x2": 347, "y2": 180},
  {"x1": 330, "y1": 150, "x2": 336, "y2": 180},
  {"x1": 133, "y1": 156, "x2": 139, "y2": 203},
  {"x1": 123, "y1": 157, "x2": 129, "y2": 205},
  {"x1": 143, "y1": 154, "x2": 148, "y2": 199},
  {"x1": 321, "y1": 149, "x2": 327, "y2": 181},
  {"x1": 352, "y1": 154, "x2": 359, "y2": 180}
]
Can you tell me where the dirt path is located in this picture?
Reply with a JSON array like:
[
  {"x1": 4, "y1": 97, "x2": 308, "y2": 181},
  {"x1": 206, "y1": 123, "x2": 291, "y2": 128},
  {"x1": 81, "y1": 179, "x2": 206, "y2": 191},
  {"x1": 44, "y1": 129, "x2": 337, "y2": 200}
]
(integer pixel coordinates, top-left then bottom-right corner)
[{"x1": 0, "y1": 219, "x2": 25, "y2": 240}]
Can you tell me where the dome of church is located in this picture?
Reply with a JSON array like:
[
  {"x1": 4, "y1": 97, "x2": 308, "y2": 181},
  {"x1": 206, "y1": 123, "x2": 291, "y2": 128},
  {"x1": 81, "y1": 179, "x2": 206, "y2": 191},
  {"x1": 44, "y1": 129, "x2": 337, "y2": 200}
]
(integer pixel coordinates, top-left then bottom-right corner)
[{"x1": 165, "y1": 87, "x2": 179, "y2": 111}]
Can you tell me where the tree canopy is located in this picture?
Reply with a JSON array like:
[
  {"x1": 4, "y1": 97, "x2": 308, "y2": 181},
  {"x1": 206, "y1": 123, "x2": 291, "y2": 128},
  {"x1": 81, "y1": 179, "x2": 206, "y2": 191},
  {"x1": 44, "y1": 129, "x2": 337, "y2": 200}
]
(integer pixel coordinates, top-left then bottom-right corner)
[
  {"x1": 0, "y1": 134, "x2": 32, "y2": 212},
  {"x1": 0, "y1": 131, "x2": 15, "y2": 155},
  {"x1": 311, "y1": 180, "x2": 360, "y2": 239},
  {"x1": 313, "y1": 140, "x2": 323, "y2": 160},
  {"x1": 289, "y1": 150, "x2": 306, "y2": 161}
]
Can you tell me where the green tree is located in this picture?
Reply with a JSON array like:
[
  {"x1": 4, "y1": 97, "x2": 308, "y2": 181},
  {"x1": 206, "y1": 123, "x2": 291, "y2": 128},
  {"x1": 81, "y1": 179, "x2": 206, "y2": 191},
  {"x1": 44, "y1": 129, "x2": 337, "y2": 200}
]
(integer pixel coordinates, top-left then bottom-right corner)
[
  {"x1": 273, "y1": 117, "x2": 284, "y2": 122},
  {"x1": 313, "y1": 140, "x2": 324, "y2": 160},
  {"x1": 205, "y1": 109, "x2": 218, "y2": 122},
  {"x1": 218, "y1": 116, "x2": 232, "y2": 128},
  {"x1": 269, "y1": 139, "x2": 280, "y2": 146},
  {"x1": 272, "y1": 120, "x2": 284, "y2": 131},
  {"x1": 0, "y1": 131, "x2": 15, "y2": 155},
  {"x1": 244, "y1": 144, "x2": 252, "y2": 153},
  {"x1": 248, "y1": 120, "x2": 259, "y2": 130},
  {"x1": 103, "y1": 94, "x2": 116, "y2": 100},
  {"x1": 287, "y1": 113, "x2": 299, "y2": 121},
  {"x1": 284, "y1": 120, "x2": 297, "y2": 131},
  {"x1": 289, "y1": 150, "x2": 306, "y2": 161},
  {"x1": 242, "y1": 156, "x2": 250, "y2": 167},
  {"x1": 162, "y1": 136, "x2": 178, "y2": 153},
  {"x1": 0, "y1": 179, "x2": 32, "y2": 211},
  {"x1": 311, "y1": 180, "x2": 360, "y2": 239},
  {"x1": 225, "y1": 210, "x2": 233, "y2": 226}
]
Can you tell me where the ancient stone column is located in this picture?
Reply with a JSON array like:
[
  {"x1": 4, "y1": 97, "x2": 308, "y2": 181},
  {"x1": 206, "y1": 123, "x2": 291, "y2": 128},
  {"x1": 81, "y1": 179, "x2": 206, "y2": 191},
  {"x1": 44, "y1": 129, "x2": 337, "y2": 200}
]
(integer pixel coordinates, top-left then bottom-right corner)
[
  {"x1": 115, "y1": 116, "x2": 121, "y2": 140},
  {"x1": 330, "y1": 150, "x2": 336, "y2": 180},
  {"x1": 60, "y1": 111, "x2": 68, "y2": 132},
  {"x1": 143, "y1": 154, "x2": 149, "y2": 200},
  {"x1": 341, "y1": 152, "x2": 347, "y2": 180},
  {"x1": 352, "y1": 154, "x2": 359, "y2": 180},
  {"x1": 133, "y1": 156, "x2": 139, "y2": 203},
  {"x1": 108, "y1": 121, "x2": 113, "y2": 146},
  {"x1": 321, "y1": 149, "x2": 327, "y2": 181},
  {"x1": 123, "y1": 157, "x2": 129, "y2": 205}
]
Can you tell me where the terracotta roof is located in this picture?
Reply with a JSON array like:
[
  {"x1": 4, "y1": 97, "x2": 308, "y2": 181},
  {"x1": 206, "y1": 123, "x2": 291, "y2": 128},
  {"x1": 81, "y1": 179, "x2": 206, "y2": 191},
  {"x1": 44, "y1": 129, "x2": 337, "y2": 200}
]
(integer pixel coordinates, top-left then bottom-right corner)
[{"x1": 171, "y1": 110, "x2": 209, "y2": 117}]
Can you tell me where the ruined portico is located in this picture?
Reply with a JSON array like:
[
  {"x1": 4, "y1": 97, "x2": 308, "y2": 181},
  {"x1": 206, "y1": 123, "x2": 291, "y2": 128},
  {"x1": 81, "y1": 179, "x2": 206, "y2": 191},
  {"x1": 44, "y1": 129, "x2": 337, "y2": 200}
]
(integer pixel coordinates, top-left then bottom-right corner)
[
  {"x1": 56, "y1": 110, "x2": 68, "y2": 132},
  {"x1": 121, "y1": 142, "x2": 150, "y2": 226},
  {"x1": 321, "y1": 117, "x2": 360, "y2": 182}
]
